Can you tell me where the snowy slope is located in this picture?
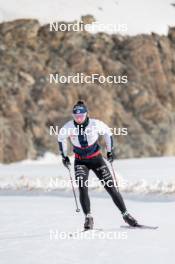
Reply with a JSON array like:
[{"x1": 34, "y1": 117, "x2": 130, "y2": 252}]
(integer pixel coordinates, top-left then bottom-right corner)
[
  {"x1": 0, "y1": 153, "x2": 175, "y2": 199},
  {"x1": 0, "y1": 0, "x2": 174, "y2": 35}
]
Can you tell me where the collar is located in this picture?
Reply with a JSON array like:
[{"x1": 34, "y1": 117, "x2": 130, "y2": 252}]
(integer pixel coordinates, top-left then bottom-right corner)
[{"x1": 74, "y1": 117, "x2": 89, "y2": 130}]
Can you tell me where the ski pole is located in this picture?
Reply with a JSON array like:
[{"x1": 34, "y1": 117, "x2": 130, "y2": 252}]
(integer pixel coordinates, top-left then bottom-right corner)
[
  {"x1": 67, "y1": 166, "x2": 80, "y2": 213},
  {"x1": 110, "y1": 162, "x2": 119, "y2": 191}
]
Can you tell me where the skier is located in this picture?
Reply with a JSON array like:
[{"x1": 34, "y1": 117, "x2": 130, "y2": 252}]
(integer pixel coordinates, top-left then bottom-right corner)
[{"x1": 58, "y1": 100, "x2": 138, "y2": 230}]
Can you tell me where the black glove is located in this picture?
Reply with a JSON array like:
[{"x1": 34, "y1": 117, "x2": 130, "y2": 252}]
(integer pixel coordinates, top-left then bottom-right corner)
[
  {"x1": 62, "y1": 156, "x2": 71, "y2": 168},
  {"x1": 107, "y1": 152, "x2": 113, "y2": 163}
]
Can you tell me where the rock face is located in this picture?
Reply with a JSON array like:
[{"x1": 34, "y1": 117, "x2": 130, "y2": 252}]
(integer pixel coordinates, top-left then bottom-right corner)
[{"x1": 0, "y1": 18, "x2": 175, "y2": 163}]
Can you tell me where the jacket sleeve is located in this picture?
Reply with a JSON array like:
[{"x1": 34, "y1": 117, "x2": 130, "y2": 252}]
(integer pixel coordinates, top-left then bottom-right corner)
[
  {"x1": 96, "y1": 120, "x2": 114, "y2": 152},
  {"x1": 57, "y1": 123, "x2": 70, "y2": 157}
]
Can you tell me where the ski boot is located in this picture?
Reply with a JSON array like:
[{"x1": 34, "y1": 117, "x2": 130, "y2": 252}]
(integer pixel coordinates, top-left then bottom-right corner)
[
  {"x1": 122, "y1": 211, "x2": 138, "y2": 227},
  {"x1": 84, "y1": 214, "x2": 94, "y2": 230}
]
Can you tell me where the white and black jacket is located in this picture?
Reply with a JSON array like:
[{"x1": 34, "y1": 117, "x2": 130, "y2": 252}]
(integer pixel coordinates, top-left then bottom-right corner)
[{"x1": 58, "y1": 118, "x2": 113, "y2": 159}]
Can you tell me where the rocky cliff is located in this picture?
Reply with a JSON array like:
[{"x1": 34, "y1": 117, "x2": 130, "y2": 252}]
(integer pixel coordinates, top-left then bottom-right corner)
[{"x1": 0, "y1": 18, "x2": 175, "y2": 163}]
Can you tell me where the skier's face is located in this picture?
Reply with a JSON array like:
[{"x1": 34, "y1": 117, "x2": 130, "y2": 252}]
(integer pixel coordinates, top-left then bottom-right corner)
[{"x1": 73, "y1": 113, "x2": 87, "y2": 124}]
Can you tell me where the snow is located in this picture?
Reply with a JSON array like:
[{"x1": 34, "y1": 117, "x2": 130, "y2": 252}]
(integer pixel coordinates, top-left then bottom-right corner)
[
  {"x1": 0, "y1": 153, "x2": 175, "y2": 199},
  {"x1": 0, "y1": 154, "x2": 175, "y2": 263},
  {"x1": 0, "y1": 196, "x2": 174, "y2": 264},
  {"x1": 0, "y1": 0, "x2": 174, "y2": 35}
]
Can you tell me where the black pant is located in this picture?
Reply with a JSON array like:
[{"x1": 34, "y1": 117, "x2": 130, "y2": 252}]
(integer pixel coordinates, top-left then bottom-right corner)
[{"x1": 74, "y1": 155, "x2": 126, "y2": 215}]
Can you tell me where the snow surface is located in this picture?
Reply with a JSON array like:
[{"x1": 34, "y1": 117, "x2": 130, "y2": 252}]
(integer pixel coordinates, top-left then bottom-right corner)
[
  {"x1": 0, "y1": 0, "x2": 175, "y2": 35},
  {"x1": 0, "y1": 196, "x2": 174, "y2": 264},
  {"x1": 0, "y1": 154, "x2": 174, "y2": 263}
]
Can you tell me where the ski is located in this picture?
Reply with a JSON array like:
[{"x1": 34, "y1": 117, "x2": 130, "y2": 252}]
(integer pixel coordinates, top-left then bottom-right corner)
[{"x1": 120, "y1": 224, "x2": 158, "y2": 230}]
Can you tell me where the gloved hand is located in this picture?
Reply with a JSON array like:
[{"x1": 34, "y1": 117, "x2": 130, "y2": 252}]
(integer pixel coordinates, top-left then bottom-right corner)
[
  {"x1": 62, "y1": 156, "x2": 71, "y2": 168},
  {"x1": 107, "y1": 152, "x2": 113, "y2": 163}
]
